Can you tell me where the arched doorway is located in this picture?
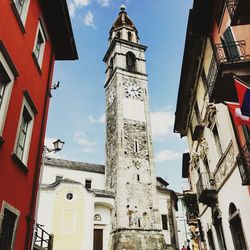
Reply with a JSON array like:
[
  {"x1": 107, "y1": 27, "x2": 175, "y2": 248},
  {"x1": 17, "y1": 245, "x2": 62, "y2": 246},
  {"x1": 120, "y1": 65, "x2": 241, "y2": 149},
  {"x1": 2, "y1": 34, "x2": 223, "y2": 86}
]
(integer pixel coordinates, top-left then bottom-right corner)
[{"x1": 229, "y1": 203, "x2": 248, "y2": 250}]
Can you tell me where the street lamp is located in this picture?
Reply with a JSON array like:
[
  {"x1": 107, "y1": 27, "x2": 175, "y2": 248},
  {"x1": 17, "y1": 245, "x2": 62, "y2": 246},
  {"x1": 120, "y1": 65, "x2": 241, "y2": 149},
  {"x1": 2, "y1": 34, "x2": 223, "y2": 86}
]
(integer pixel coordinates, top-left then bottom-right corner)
[{"x1": 46, "y1": 139, "x2": 65, "y2": 153}]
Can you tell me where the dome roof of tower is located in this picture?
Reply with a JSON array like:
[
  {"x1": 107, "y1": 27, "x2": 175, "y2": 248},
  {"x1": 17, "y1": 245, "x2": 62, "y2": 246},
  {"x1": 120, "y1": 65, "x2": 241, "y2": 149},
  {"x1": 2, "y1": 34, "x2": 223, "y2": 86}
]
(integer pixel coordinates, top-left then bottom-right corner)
[{"x1": 111, "y1": 6, "x2": 137, "y2": 31}]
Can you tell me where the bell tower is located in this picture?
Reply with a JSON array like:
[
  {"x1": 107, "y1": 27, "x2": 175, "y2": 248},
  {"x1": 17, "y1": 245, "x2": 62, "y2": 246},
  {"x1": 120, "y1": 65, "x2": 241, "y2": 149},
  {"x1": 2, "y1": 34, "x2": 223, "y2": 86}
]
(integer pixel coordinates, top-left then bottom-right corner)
[{"x1": 104, "y1": 5, "x2": 167, "y2": 249}]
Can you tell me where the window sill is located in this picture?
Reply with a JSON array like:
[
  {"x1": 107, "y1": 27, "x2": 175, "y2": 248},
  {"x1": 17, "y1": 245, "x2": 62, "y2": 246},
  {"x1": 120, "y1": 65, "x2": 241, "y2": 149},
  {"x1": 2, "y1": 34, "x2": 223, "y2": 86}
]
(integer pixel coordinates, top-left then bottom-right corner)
[
  {"x1": 0, "y1": 136, "x2": 4, "y2": 145},
  {"x1": 11, "y1": 153, "x2": 28, "y2": 173},
  {"x1": 10, "y1": 1, "x2": 26, "y2": 34},
  {"x1": 32, "y1": 52, "x2": 42, "y2": 75}
]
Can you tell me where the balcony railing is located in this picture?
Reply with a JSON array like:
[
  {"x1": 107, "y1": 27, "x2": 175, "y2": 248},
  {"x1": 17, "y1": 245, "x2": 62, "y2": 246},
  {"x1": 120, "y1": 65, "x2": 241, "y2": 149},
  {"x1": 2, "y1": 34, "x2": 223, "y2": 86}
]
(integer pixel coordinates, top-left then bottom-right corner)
[
  {"x1": 236, "y1": 140, "x2": 250, "y2": 185},
  {"x1": 226, "y1": 0, "x2": 250, "y2": 25},
  {"x1": 34, "y1": 224, "x2": 53, "y2": 250},
  {"x1": 208, "y1": 40, "x2": 250, "y2": 99},
  {"x1": 196, "y1": 172, "x2": 217, "y2": 206},
  {"x1": 215, "y1": 40, "x2": 250, "y2": 63},
  {"x1": 226, "y1": 0, "x2": 239, "y2": 19}
]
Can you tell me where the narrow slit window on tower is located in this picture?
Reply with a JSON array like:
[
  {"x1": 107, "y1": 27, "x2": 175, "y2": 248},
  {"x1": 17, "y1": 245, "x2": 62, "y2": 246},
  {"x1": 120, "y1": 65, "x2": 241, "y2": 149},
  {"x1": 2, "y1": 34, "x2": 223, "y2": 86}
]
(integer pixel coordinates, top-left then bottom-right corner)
[
  {"x1": 128, "y1": 31, "x2": 132, "y2": 41},
  {"x1": 134, "y1": 140, "x2": 139, "y2": 152},
  {"x1": 137, "y1": 174, "x2": 140, "y2": 182},
  {"x1": 109, "y1": 57, "x2": 114, "y2": 76},
  {"x1": 116, "y1": 31, "x2": 120, "y2": 38},
  {"x1": 138, "y1": 218, "x2": 141, "y2": 227}
]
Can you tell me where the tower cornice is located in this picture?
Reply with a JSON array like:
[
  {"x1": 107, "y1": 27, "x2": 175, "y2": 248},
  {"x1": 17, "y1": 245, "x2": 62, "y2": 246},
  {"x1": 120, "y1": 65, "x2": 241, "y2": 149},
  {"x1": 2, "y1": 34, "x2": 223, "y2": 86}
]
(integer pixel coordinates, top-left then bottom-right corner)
[{"x1": 103, "y1": 37, "x2": 147, "y2": 62}]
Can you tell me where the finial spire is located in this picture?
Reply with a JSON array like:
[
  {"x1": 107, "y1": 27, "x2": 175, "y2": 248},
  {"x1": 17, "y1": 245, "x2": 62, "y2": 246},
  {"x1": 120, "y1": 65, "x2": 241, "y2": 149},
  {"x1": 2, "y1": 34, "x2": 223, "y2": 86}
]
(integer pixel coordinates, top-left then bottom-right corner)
[{"x1": 120, "y1": 3, "x2": 126, "y2": 12}]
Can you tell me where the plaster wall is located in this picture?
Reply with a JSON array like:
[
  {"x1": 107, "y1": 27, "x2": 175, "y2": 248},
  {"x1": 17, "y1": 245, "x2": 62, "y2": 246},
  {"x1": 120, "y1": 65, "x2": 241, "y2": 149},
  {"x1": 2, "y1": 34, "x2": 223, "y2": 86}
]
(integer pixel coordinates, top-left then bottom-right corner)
[{"x1": 42, "y1": 164, "x2": 105, "y2": 190}]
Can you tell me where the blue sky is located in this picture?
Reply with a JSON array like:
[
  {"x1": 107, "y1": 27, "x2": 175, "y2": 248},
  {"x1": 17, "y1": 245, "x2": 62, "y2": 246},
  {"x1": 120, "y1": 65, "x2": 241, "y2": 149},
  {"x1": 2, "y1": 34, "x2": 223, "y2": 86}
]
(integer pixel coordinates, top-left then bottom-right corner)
[{"x1": 45, "y1": 0, "x2": 193, "y2": 191}]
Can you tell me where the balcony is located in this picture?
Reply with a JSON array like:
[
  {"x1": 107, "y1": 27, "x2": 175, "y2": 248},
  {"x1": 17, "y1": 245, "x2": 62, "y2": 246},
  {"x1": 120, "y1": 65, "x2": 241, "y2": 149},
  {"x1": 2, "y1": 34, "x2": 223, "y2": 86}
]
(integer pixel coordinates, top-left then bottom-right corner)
[
  {"x1": 226, "y1": 0, "x2": 250, "y2": 26},
  {"x1": 208, "y1": 40, "x2": 250, "y2": 103},
  {"x1": 33, "y1": 224, "x2": 53, "y2": 250},
  {"x1": 183, "y1": 193, "x2": 199, "y2": 225},
  {"x1": 196, "y1": 172, "x2": 217, "y2": 206},
  {"x1": 236, "y1": 140, "x2": 250, "y2": 185}
]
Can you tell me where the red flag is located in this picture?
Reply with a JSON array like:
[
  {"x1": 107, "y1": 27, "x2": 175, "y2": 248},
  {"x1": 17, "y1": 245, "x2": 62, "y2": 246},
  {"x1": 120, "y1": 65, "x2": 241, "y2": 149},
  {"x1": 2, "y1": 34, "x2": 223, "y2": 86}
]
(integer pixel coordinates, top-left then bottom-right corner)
[
  {"x1": 226, "y1": 101, "x2": 250, "y2": 128},
  {"x1": 234, "y1": 77, "x2": 250, "y2": 117}
]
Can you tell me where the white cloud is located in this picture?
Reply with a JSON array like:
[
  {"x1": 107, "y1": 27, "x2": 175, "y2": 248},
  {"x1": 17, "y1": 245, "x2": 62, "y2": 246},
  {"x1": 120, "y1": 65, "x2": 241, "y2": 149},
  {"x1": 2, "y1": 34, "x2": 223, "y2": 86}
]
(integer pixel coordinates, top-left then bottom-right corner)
[
  {"x1": 75, "y1": 132, "x2": 95, "y2": 146},
  {"x1": 89, "y1": 114, "x2": 105, "y2": 124},
  {"x1": 74, "y1": 0, "x2": 91, "y2": 7},
  {"x1": 151, "y1": 108, "x2": 175, "y2": 140},
  {"x1": 97, "y1": 0, "x2": 110, "y2": 7},
  {"x1": 83, "y1": 11, "x2": 95, "y2": 27},
  {"x1": 68, "y1": 2, "x2": 76, "y2": 17},
  {"x1": 155, "y1": 149, "x2": 181, "y2": 162}
]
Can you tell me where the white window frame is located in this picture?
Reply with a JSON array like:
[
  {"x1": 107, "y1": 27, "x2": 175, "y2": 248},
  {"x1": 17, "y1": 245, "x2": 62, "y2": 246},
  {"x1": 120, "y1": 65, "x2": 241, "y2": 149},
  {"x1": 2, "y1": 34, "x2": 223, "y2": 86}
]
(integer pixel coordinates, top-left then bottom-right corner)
[
  {"x1": 33, "y1": 20, "x2": 47, "y2": 68},
  {"x1": 14, "y1": 95, "x2": 35, "y2": 166},
  {"x1": 0, "y1": 51, "x2": 15, "y2": 139},
  {"x1": 13, "y1": 0, "x2": 30, "y2": 26},
  {"x1": 0, "y1": 201, "x2": 20, "y2": 250}
]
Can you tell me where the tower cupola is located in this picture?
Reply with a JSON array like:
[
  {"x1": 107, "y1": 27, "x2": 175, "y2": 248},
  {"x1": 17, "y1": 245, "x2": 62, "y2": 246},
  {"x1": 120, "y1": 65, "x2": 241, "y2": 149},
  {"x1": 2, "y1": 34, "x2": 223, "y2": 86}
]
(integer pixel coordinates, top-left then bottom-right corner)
[{"x1": 109, "y1": 5, "x2": 140, "y2": 44}]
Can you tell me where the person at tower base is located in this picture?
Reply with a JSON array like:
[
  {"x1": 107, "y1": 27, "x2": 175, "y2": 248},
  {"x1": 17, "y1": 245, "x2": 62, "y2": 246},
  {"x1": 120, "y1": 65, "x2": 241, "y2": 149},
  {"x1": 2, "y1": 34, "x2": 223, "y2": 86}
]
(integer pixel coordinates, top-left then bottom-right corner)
[{"x1": 181, "y1": 246, "x2": 187, "y2": 250}]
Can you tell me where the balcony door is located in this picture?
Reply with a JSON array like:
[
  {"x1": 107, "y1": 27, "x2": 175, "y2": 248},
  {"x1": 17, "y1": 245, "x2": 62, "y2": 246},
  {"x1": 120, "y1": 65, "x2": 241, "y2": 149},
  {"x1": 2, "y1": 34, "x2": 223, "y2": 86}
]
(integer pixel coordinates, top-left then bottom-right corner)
[
  {"x1": 221, "y1": 27, "x2": 240, "y2": 62},
  {"x1": 93, "y1": 229, "x2": 103, "y2": 250}
]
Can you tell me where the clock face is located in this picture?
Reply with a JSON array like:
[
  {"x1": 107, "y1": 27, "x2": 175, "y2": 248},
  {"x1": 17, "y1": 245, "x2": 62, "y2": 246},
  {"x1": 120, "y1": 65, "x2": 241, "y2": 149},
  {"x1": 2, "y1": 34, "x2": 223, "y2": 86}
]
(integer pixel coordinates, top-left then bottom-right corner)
[
  {"x1": 107, "y1": 89, "x2": 115, "y2": 104},
  {"x1": 124, "y1": 83, "x2": 142, "y2": 99}
]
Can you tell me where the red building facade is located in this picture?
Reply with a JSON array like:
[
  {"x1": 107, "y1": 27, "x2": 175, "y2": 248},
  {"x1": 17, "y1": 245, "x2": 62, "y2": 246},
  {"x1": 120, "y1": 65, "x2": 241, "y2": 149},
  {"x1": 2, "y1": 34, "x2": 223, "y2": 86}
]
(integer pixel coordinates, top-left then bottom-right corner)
[{"x1": 0, "y1": 0, "x2": 77, "y2": 249}]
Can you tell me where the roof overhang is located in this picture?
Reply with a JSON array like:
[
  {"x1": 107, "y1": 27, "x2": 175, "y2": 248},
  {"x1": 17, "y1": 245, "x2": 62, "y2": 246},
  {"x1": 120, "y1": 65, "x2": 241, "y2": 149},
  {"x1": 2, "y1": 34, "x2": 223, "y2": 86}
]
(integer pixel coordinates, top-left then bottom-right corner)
[{"x1": 39, "y1": 0, "x2": 78, "y2": 60}]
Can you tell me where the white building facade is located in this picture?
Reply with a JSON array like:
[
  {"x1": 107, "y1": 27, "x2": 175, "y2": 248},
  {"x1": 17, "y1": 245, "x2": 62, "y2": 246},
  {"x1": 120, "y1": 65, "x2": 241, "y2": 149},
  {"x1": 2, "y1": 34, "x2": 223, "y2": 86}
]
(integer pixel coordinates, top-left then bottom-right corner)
[{"x1": 37, "y1": 158, "x2": 179, "y2": 250}]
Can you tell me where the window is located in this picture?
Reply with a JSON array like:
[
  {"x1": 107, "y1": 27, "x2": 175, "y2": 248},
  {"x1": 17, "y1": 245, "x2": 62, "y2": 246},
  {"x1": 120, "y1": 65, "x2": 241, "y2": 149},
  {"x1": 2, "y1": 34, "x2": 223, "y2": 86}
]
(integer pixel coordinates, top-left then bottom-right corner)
[
  {"x1": 109, "y1": 57, "x2": 114, "y2": 76},
  {"x1": 85, "y1": 179, "x2": 92, "y2": 189},
  {"x1": 161, "y1": 214, "x2": 168, "y2": 230},
  {"x1": 229, "y1": 203, "x2": 248, "y2": 250},
  {"x1": 55, "y1": 175, "x2": 63, "y2": 182},
  {"x1": 213, "y1": 210, "x2": 227, "y2": 250},
  {"x1": 221, "y1": 27, "x2": 239, "y2": 62},
  {"x1": 12, "y1": 0, "x2": 30, "y2": 29},
  {"x1": 66, "y1": 193, "x2": 73, "y2": 200},
  {"x1": 134, "y1": 140, "x2": 139, "y2": 152},
  {"x1": 0, "y1": 44, "x2": 17, "y2": 141},
  {"x1": 213, "y1": 124, "x2": 223, "y2": 156},
  {"x1": 116, "y1": 31, "x2": 120, "y2": 38},
  {"x1": 0, "y1": 202, "x2": 20, "y2": 250},
  {"x1": 15, "y1": 107, "x2": 32, "y2": 160},
  {"x1": 201, "y1": 68, "x2": 208, "y2": 91},
  {"x1": 94, "y1": 214, "x2": 101, "y2": 221},
  {"x1": 128, "y1": 31, "x2": 132, "y2": 41},
  {"x1": 13, "y1": 93, "x2": 36, "y2": 168},
  {"x1": 137, "y1": 174, "x2": 140, "y2": 182},
  {"x1": 0, "y1": 79, "x2": 6, "y2": 109},
  {"x1": 126, "y1": 52, "x2": 136, "y2": 72},
  {"x1": 207, "y1": 229, "x2": 216, "y2": 250},
  {"x1": 33, "y1": 21, "x2": 47, "y2": 69}
]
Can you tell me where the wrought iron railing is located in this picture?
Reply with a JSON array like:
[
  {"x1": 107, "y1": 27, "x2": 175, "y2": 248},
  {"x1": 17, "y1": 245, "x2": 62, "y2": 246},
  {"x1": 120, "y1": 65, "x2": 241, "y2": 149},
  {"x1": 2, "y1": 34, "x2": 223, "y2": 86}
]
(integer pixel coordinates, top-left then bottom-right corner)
[
  {"x1": 215, "y1": 40, "x2": 250, "y2": 63},
  {"x1": 196, "y1": 172, "x2": 216, "y2": 201},
  {"x1": 207, "y1": 40, "x2": 250, "y2": 98},
  {"x1": 226, "y1": 0, "x2": 239, "y2": 18},
  {"x1": 236, "y1": 140, "x2": 250, "y2": 185},
  {"x1": 34, "y1": 224, "x2": 53, "y2": 250}
]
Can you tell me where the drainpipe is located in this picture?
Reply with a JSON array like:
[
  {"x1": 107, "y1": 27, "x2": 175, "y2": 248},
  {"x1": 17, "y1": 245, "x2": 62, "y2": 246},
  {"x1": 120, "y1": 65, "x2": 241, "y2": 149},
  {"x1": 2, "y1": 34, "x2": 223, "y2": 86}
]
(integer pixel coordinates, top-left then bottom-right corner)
[{"x1": 25, "y1": 48, "x2": 54, "y2": 250}]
